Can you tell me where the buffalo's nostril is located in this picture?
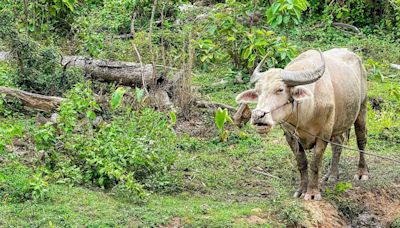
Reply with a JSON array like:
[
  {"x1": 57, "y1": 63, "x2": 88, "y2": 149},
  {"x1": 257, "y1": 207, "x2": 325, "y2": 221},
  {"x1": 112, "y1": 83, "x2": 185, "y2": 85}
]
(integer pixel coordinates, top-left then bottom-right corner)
[
  {"x1": 259, "y1": 112, "x2": 266, "y2": 119},
  {"x1": 253, "y1": 110, "x2": 266, "y2": 121}
]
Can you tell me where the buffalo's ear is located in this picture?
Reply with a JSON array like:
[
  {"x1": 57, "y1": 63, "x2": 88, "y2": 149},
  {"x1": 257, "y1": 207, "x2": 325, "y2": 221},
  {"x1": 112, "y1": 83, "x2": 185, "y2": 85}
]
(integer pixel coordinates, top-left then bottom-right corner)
[
  {"x1": 236, "y1": 89, "x2": 258, "y2": 104},
  {"x1": 292, "y1": 86, "x2": 313, "y2": 101}
]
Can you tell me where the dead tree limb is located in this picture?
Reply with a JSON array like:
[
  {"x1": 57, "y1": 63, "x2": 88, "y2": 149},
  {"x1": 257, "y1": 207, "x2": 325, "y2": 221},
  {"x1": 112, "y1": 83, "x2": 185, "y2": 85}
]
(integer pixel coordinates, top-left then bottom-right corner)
[
  {"x1": 113, "y1": 34, "x2": 135, "y2": 40},
  {"x1": 0, "y1": 86, "x2": 65, "y2": 111},
  {"x1": 332, "y1": 22, "x2": 360, "y2": 33},
  {"x1": 250, "y1": 168, "x2": 280, "y2": 180},
  {"x1": 390, "y1": 64, "x2": 400, "y2": 70},
  {"x1": 196, "y1": 100, "x2": 236, "y2": 112}
]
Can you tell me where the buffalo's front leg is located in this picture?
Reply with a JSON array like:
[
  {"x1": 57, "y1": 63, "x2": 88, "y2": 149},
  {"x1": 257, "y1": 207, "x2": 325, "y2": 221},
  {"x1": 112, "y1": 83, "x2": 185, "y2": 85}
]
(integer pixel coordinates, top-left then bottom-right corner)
[
  {"x1": 284, "y1": 132, "x2": 308, "y2": 198},
  {"x1": 304, "y1": 139, "x2": 328, "y2": 201},
  {"x1": 323, "y1": 134, "x2": 345, "y2": 182}
]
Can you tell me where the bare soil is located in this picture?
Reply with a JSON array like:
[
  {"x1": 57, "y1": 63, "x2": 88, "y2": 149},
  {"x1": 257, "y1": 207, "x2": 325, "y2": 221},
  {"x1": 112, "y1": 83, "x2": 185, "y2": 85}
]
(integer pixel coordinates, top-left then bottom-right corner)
[{"x1": 300, "y1": 187, "x2": 400, "y2": 228}]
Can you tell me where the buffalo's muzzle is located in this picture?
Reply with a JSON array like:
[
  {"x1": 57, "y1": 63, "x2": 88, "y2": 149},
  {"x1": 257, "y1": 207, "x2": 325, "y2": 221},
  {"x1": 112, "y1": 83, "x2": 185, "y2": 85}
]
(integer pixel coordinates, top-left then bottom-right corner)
[{"x1": 251, "y1": 109, "x2": 273, "y2": 134}]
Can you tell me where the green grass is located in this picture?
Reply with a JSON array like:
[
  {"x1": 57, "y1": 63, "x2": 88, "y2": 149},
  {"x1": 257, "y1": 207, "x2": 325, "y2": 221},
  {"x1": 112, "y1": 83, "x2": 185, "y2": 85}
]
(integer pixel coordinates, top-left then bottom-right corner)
[{"x1": 0, "y1": 183, "x2": 286, "y2": 227}]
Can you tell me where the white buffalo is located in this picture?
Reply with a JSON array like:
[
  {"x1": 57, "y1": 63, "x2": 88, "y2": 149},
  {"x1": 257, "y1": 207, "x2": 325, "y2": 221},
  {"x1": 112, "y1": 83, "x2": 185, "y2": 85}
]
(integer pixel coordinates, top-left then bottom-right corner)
[{"x1": 236, "y1": 48, "x2": 368, "y2": 200}]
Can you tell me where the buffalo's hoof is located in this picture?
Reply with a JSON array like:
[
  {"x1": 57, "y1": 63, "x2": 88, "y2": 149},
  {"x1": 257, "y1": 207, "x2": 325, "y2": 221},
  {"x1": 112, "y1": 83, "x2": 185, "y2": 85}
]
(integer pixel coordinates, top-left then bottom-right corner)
[
  {"x1": 354, "y1": 174, "x2": 369, "y2": 181},
  {"x1": 293, "y1": 187, "x2": 307, "y2": 198},
  {"x1": 303, "y1": 191, "x2": 322, "y2": 201},
  {"x1": 293, "y1": 190, "x2": 305, "y2": 198}
]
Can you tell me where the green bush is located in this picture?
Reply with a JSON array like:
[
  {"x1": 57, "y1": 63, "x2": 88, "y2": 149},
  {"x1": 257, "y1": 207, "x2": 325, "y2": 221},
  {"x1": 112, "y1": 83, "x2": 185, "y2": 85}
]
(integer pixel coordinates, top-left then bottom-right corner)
[
  {"x1": 0, "y1": 0, "x2": 78, "y2": 36},
  {"x1": 308, "y1": 0, "x2": 400, "y2": 37},
  {"x1": 196, "y1": 0, "x2": 297, "y2": 71},
  {"x1": 0, "y1": 120, "x2": 23, "y2": 153},
  {"x1": 36, "y1": 84, "x2": 179, "y2": 197},
  {"x1": 0, "y1": 11, "x2": 84, "y2": 96},
  {"x1": 11, "y1": 37, "x2": 84, "y2": 96}
]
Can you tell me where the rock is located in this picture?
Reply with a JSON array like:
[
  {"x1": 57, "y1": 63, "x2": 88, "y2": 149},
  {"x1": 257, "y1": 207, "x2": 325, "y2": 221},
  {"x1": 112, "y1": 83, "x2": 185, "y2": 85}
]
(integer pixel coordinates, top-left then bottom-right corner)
[
  {"x1": 251, "y1": 208, "x2": 263, "y2": 215},
  {"x1": 50, "y1": 113, "x2": 59, "y2": 123},
  {"x1": 234, "y1": 73, "x2": 244, "y2": 84},
  {"x1": 246, "y1": 215, "x2": 267, "y2": 225}
]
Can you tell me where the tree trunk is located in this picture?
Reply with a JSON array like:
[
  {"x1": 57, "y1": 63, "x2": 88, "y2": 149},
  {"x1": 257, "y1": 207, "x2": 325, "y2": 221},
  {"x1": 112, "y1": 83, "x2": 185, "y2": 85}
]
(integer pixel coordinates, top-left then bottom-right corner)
[
  {"x1": 0, "y1": 86, "x2": 65, "y2": 112},
  {"x1": 1, "y1": 52, "x2": 161, "y2": 87},
  {"x1": 61, "y1": 56, "x2": 157, "y2": 87}
]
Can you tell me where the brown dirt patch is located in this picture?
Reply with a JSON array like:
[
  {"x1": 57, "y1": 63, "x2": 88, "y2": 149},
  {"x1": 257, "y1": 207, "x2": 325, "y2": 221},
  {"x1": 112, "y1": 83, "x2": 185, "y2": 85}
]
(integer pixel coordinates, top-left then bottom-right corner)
[
  {"x1": 294, "y1": 186, "x2": 400, "y2": 228},
  {"x1": 159, "y1": 217, "x2": 181, "y2": 228},
  {"x1": 301, "y1": 200, "x2": 349, "y2": 228},
  {"x1": 346, "y1": 187, "x2": 400, "y2": 227},
  {"x1": 174, "y1": 109, "x2": 216, "y2": 138}
]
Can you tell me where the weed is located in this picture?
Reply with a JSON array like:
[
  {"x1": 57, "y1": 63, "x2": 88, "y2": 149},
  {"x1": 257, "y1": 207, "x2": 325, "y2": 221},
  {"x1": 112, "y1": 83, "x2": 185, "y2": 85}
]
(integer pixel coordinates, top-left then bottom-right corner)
[{"x1": 214, "y1": 107, "x2": 234, "y2": 142}]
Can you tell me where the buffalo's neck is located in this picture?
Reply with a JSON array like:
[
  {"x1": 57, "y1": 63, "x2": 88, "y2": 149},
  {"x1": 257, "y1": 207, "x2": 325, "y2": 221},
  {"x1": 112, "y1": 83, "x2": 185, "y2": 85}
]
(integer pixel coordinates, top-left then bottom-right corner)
[{"x1": 286, "y1": 98, "x2": 315, "y2": 129}]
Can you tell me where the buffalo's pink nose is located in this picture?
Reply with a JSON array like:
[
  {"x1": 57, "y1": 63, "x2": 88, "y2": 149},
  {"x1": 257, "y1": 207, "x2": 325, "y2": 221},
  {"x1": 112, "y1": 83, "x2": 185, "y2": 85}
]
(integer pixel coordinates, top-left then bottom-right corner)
[{"x1": 252, "y1": 109, "x2": 268, "y2": 125}]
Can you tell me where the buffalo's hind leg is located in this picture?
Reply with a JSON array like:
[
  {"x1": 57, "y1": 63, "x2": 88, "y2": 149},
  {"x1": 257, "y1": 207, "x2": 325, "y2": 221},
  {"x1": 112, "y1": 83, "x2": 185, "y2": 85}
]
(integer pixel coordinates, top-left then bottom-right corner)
[
  {"x1": 323, "y1": 134, "x2": 346, "y2": 182},
  {"x1": 354, "y1": 100, "x2": 369, "y2": 180},
  {"x1": 284, "y1": 131, "x2": 308, "y2": 198}
]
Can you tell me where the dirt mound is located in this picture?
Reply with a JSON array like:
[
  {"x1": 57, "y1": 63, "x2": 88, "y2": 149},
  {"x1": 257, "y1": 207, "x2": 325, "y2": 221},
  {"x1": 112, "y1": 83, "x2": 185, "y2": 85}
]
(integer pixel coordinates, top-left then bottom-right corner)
[
  {"x1": 298, "y1": 187, "x2": 400, "y2": 228},
  {"x1": 302, "y1": 200, "x2": 349, "y2": 228},
  {"x1": 347, "y1": 187, "x2": 400, "y2": 227}
]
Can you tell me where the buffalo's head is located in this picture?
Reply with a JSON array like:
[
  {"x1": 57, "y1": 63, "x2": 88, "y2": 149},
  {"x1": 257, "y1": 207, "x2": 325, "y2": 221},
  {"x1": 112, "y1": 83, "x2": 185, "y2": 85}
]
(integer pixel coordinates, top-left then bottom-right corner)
[{"x1": 236, "y1": 50, "x2": 325, "y2": 134}]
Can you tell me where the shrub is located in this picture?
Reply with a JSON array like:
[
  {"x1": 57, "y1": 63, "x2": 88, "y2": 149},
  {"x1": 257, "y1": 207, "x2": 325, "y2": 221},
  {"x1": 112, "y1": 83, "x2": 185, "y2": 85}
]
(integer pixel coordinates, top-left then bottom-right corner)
[
  {"x1": 0, "y1": 0, "x2": 78, "y2": 36},
  {"x1": 0, "y1": 120, "x2": 23, "y2": 153},
  {"x1": 0, "y1": 11, "x2": 84, "y2": 96},
  {"x1": 196, "y1": 1, "x2": 298, "y2": 71},
  {"x1": 308, "y1": 0, "x2": 400, "y2": 37},
  {"x1": 36, "y1": 84, "x2": 179, "y2": 197}
]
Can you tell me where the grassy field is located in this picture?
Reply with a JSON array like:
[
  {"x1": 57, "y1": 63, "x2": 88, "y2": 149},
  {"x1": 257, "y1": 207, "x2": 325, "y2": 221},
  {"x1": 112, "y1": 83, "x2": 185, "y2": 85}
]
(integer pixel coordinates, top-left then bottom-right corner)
[{"x1": 1, "y1": 24, "x2": 400, "y2": 227}]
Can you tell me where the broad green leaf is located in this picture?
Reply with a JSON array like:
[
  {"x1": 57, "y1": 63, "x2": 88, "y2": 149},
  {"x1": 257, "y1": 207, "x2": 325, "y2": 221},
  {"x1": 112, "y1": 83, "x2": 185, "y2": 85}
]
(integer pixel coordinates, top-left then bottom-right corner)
[
  {"x1": 111, "y1": 87, "x2": 126, "y2": 110},
  {"x1": 283, "y1": 15, "x2": 291, "y2": 24},
  {"x1": 135, "y1": 87, "x2": 145, "y2": 103},
  {"x1": 276, "y1": 15, "x2": 283, "y2": 25},
  {"x1": 272, "y1": 3, "x2": 281, "y2": 14},
  {"x1": 294, "y1": 8, "x2": 302, "y2": 20},
  {"x1": 215, "y1": 108, "x2": 225, "y2": 130},
  {"x1": 224, "y1": 110, "x2": 234, "y2": 125},
  {"x1": 242, "y1": 45, "x2": 253, "y2": 59},
  {"x1": 86, "y1": 110, "x2": 96, "y2": 120},
  {"x1": 169, "y1": 111, "x2": 177, "y2": 125},
  {"x1": 227, "y1": 36, "x2": 236, "y2": 41}
]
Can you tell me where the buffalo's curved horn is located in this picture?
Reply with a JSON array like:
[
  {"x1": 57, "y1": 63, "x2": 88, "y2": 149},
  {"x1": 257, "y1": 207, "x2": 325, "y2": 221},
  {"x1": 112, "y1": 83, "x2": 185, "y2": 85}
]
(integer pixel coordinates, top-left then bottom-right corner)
[
  {"x1": 280, "y1": 51, "x2": 325, "y2": 86},
  {"x1": 250, "y1": 54, "x2": 269, "y2": 84}
]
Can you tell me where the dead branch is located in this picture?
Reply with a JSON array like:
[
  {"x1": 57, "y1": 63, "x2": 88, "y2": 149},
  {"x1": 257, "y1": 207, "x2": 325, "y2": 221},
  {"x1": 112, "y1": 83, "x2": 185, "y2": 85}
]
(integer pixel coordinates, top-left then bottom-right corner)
[
  {"x1": 332, "y1": 22, "x2": 360, "y2": 33},
  {"x1": 250, "y1": 168, "x2": 280, "y2": 180},
  {"x1": 113, "y1": 34, "x2": 135, "y2": 40},
  {"x1": 233, "y1": 103, "x2": 251, "y2": 128},
  {"x1": 0, "y1": 86, "x2": 65, "y2": 111},
  {"x1": 196, "y1": 100, "x2": 236, "y2": 112},
  {"x1": 390, "y1": 63, "x2": 400, "y2": 70}
]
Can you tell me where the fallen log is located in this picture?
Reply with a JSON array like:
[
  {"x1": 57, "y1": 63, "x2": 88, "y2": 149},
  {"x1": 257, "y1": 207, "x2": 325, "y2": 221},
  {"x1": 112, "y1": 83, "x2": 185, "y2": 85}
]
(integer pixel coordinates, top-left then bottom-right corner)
[
  {"x1": 0, "y1": 52, "x2": 163, "y2": 87},
  {"x1": 0, "y1": 86, "x2": 65, "y2": 112},
  {"x1": 0, "y1": 52, "x2": 236, "y2": 113},
  {"x1": 61, "y1": 56, "x2": 157, "y2": 87}
]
